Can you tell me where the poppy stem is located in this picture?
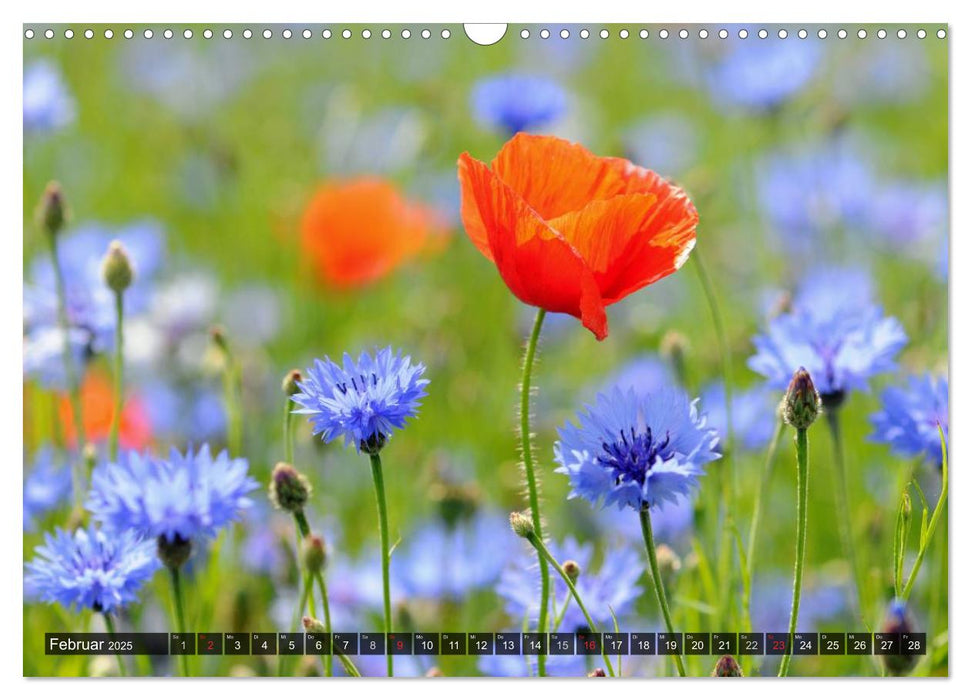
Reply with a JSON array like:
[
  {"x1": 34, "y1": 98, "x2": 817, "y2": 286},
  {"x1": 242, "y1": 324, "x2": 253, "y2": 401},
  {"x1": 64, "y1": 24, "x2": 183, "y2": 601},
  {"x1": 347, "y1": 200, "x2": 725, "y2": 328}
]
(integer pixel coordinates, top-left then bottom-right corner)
[
  {"x1": 520, "y1": 308, "x2": 549, "y2": 676},
  {"x1": 743, "y1": 417, "x2": 786, "y2": 634},
  {"x1": 779, "y1": 426, "x2": 810, "y2": 677},
  {"x1": 639, "y1": 507, "x2": 687, "y2": 677},
  {"x1": 108, "y1": 289, "x2": 125, "y2": 462},
  {"x1": 47, "y1": 234, "x2": 88, "y2": 508},
  {"x1": 691, "y1": 251, "x2": 737, "y2": 628},
  {"x1": 825, "y1": 410, "x2": 866, "y2": 623},
  {"x1": 524, "y1": 533, "x2": 616, "y2": 677},
  {"x1": 369, "y1": 452, "x2": 394, "y2": 678}
]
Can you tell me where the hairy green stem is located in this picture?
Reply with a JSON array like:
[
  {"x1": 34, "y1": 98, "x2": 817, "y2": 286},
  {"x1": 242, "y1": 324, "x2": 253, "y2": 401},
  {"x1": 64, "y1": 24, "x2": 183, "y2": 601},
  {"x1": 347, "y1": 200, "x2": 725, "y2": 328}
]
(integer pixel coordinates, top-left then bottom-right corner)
[
  {"x1": 779, "y1": 427, "x2": 810, "y2": 677},
  {"x1": 369, "y1": 453, "x2": 394, "y2": 678},
  {"x1": 744, "y1": 418, "x2": 785, "y2": 632},
  {"x1": 102, "y1": 612, "x2": 127, "y2": 677},
  {"x1": 526, "y1": 534, "x2": 616, "y2": 677},
  {"x1": 520, "y1": 308, "x2": 550, "y2": 676},
  {"x1": 108, "y1": 290, "x2": 124, "y2": 461},
  {"x1": 168, "y1": 566, "x2": 190, "y2": 677},
  {"x1": 825, "y1": 410, "x2": 865, "y2": 623},
  {"x1": 640, "y1": 508, "x2": 687, "y2": 677}
]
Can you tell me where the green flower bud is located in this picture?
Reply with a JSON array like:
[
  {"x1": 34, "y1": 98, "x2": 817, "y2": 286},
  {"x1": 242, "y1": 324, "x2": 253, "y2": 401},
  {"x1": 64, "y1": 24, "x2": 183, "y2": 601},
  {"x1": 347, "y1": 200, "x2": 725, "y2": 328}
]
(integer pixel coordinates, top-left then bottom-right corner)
[
  {"x1": 210, "y1": 325, "x2": 230, "y2": 355},
  {"x1": 269, "y1": 462, "x2": 312, "y2": 513},
  {"x1": 282, "y1": 369, "x2": 303, "y2": 396},
  {"x1": 783, "y1": 367, "x2": 821, "y2": 430},
  {"x1": 301, "y1": 534, "x2": 326, "y2": 572},
  {"x1": 563, "y1": 559, "x2": 581, "y2": 584},
  {"x1": 101, "y1": 240, "x2": 135, "y2": 294},
  {"x1": 157, "y1": 534, "x2": 192, "y2": 569},
  {"x1": 509, "y1": 511, "x2": 535, "y2": 539},
  {"x1": 429, "y1": 481, "x2": 481, "y2": 528},
  {"x1": 712, "y1": 654, "x2": 743, "y2": 677},
  {"x1": 36, "y1": 181, "x2": 67, "y2": 238}
]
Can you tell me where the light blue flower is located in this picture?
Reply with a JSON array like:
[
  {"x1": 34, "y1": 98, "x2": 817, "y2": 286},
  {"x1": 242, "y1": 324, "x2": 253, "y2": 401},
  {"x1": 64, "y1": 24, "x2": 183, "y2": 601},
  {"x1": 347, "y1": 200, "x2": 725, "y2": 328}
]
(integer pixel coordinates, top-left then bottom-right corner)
[
  {"x1": 701, "y1": 381, "x2": 778, "y2": 451},
  {"x1": 864, "y1": 180, "x2": 948, "y2": 255},
  {"x1": 393, "y1": 511, "x2": 517, "y2": 599},
  {"x1": 756, "y1": 138, "x2": 875, "y2": 251},
  {"x1": 292, "y1": 347, "x2": 429, "y2": 453},
  {"x1": 87, "y1": 444, "x2": 257, "y2": 542},
  {"x1": 25, "y1": 526, "x2": 159, "y2": 612},
  {"x1": 23, "y1": 447, "x2": 73, "y2": 532},
  {"x1": 23, "y1": 60, "x2": 75, "y2": 133},
  {"x1": 705, "y1": 36, "x2": 821, "y2": 111},
  {"x1": 555, "y1": 387, "x2": 720, "y2": 512},
  {"x1": 497, "y1": 537, "x2": 643, "y2": 633},
  {"x1": 471, "y1": 73, "x2": 568, "y2": 135},
  {"x1": 748, "y1": 266, "x2": 908, "y2": 400},
  {"x1": 870, "y1": 374, "x2": 948, "y2": 465}
]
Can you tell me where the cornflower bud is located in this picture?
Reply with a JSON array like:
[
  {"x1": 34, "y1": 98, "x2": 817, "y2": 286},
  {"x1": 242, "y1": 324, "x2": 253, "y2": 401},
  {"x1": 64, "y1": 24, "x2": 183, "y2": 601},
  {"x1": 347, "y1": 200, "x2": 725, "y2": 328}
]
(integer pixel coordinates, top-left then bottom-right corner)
[
  {"x1": 509, "y1": 511, "x2": 535, "y2": 539},
  {"x1": 269, "y1": 462, "x2": 312, "y2": 513},
  {"x1": 783, "y1": 367, "x2": 821, "y2": 430},
  {"x1": 101, "y1": 240, "x2": 135, "y2": 294}
]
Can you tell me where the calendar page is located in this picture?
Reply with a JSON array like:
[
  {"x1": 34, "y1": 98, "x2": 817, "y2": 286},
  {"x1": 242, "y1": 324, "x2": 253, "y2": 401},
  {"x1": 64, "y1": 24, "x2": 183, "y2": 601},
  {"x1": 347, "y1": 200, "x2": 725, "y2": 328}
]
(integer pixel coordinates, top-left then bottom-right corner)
[{"x1": 21, "y1": 22, "x2": 948, "y2": 679}]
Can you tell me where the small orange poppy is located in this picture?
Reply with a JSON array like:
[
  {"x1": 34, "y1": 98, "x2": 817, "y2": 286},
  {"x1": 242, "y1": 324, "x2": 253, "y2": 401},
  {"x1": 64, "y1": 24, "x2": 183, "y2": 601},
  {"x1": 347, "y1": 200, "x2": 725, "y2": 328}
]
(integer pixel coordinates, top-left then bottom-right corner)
[
  {"x1": 458, "y1": 134, "x2": 698, "y2": 340},
  {"x1": 300, "y1": 178, "x2": 447, "y2": 288},
  {"x1": 59, "y1": 371, "x2": 152, "y2": 450}
]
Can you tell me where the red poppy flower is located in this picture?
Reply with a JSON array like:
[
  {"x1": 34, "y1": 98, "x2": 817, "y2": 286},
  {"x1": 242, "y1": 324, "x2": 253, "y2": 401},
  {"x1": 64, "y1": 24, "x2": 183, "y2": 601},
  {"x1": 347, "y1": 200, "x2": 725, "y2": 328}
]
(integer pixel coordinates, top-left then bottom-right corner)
[
  {"x1": 300, "y1": 178, "x2": 447, "y2": 289},
  {"x1": 59, "y1": 371, "x2": 152, "y2": 450},
  {"x1": 458, "y1": 134, "x2": 698, "y2": 340}
]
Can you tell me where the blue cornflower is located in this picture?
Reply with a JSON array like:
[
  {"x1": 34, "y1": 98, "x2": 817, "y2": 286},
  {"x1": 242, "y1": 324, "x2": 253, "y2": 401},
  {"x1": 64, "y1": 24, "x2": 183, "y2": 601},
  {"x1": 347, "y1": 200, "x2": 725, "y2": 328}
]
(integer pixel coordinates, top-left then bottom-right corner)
[
  {"x1": 393, "y1": 511, "x2": 517, "y2": 599},
  {"x1": 705, "y1": 36, "x2": 821, "y2": 111},
  {"x1": 756, "y1": 138, "x2": 875, "y2": 252},
  {"x1": 23, "y1": 447, "x2": 73, "y2": 532},
  {"x1": 139, "y1": 379, "x2": 226, "y2": 443},
  {"x1": 87, "y1": 444, "x2": 257, "y2": 543},
  {"x1": 497, "y1": 537, "x2": 642, "y2": 633},
  {"x1": 555, "y1": 387, "x2": 720, "y2": 512},
  {"x1": 292, "y1": 347, "x2": 429, "y2": 453},
  {"x1": 24, "y1": 526, "x2": 159, "y2": 613},
  {"x1": 749, "y1": 267, "x2": 908, "y2": 402},
  {"x1": 870, "y1": 374, "x2": 948, "y2": 464},
  {"x1": 701, "y1": 381, "x2": 778, "y2": 452},
  {"x1": 23, "y1": 60, "x2": 75, "y2": 133},
  {"x1": 864, "y1": 180, "x2": 948, "y2": 255},
  {"x1": 470, "y1": 73, "x2": 567, "y2": 135}
]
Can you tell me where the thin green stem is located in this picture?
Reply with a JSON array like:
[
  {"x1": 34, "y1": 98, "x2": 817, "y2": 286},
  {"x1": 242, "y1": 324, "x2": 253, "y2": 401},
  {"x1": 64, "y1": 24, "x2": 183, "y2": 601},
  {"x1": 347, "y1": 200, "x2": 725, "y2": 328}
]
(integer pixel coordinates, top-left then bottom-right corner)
[
  {"x1": 48, "y1": 235, "x2": 87, "y2": 507},
  {"x1": 639, "y1": 508, "x2": 687, "y2": 677},
  {"x1": 744, "y1": 418, "x2": 785, "y2": 632},
  {"x1": 526, "y1": 534, "x2": 615, "y2": 677},
  {"x1": 520, "y1": 308, "x2": 550, "y2": 676},
  {"x1": 283, "y1": 399, "x2": 295, "y2": 465},
  {"x1": 314, "y1": 573, "x2": 335, "y2": 677},
  {"x1": 168, "y1": 566, "x2": 190, "y2": 677},
  {"x1": 779, "y1": 428, "x2": 810, "y2": 677},
  {"x1": 825, "y1": 410, "x2": 866, "y2": 623},
  {"x1": 108, "y1": 290, "x2": 124, "y2": 462},
  {"x1": 692, "y1": 252, "x2": 737, "y2": 628},
  {"x1": 102, "y1": 612, "x2": 127, "y2": 677},
  {"x1": 369, "y1": 452, "x2": 394, "y2": 678}
]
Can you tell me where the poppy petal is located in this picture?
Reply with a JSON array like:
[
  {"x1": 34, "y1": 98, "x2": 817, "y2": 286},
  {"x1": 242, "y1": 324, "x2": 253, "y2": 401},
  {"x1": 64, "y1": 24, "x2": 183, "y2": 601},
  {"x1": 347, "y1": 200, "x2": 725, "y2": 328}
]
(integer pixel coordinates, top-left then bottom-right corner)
[
  {"x1": 549, "y1": 186, "x2": 698, "y2": 304},
  {"x1": 491, "y1": 134, "x2": 640, "y2": 220},
  {"x1": 458, "y1": 152, "x2": 609, "y2": 339}
]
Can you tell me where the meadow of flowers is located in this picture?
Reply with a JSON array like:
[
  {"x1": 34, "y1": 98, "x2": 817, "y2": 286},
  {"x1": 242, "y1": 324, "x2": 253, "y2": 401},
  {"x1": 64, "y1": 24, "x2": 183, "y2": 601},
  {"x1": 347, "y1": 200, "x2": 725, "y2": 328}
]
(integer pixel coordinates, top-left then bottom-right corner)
[{"x1": 22, "y1": 24, "x2": 948, "y2": 678}]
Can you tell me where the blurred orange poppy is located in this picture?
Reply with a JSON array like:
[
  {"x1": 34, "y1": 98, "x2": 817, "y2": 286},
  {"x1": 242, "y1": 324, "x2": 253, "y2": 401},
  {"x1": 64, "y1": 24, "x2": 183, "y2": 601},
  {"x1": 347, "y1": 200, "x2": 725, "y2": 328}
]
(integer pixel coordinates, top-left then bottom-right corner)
[
  {"x1": 59, "y1": 371, "x2": 152, "y2": 450},
  {"x1": 458, "y1": 134, "x2": 698, "y2": 340},
  {"x1": 300, "y1": 178, "x2": 447, "y2": 288}
]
